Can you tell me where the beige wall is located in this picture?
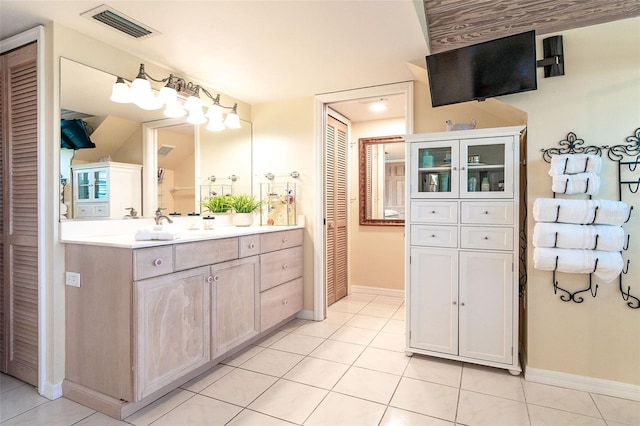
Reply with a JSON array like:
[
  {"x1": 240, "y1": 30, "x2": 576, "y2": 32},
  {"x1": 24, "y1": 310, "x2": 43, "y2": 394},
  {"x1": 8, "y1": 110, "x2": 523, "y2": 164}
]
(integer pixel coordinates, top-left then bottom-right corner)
[
  {"x1": 505, "y1": 17, "x2": 640, "y2": 386},
  {"x1": 348, "y1": 118, "x2": 406, "y2": 291}
]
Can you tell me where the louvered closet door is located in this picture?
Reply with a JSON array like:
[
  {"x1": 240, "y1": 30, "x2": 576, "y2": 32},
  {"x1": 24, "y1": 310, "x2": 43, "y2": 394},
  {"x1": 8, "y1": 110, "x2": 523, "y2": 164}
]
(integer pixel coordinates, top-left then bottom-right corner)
[
  {"x1": 326, "y1": 116, "x2": 348, "y2": 305},
  {"x1": 0, "y1": 42, "x2": 39, "y2": 386}
]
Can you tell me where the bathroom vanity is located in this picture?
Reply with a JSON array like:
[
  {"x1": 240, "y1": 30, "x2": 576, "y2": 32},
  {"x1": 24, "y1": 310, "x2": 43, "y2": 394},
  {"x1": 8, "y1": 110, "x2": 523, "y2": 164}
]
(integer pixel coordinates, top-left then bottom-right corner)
[{"x1": 62, "y1": 225, "x2": 303, "y2": 419}]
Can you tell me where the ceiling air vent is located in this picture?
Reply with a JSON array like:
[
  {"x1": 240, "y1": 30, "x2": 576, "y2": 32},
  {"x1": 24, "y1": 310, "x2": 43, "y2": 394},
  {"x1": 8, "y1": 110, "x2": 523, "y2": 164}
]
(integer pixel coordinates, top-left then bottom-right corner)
[
  {"x1": 158, "y1": 145, "x2": 175, "y2": 156},
  {"x1": 81, "y1": 4, "x2": 159, "y2": 40}
]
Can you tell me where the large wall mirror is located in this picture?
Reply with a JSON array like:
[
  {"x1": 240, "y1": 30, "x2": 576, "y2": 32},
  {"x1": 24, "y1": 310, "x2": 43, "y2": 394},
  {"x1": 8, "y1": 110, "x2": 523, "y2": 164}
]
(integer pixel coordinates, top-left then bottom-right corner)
[
  {"x1": 359, "y1": 136, "x2": 405, "y2": 226},
  {"x1": 60, "y1": 58, "x2": 252, "y2": 221}
]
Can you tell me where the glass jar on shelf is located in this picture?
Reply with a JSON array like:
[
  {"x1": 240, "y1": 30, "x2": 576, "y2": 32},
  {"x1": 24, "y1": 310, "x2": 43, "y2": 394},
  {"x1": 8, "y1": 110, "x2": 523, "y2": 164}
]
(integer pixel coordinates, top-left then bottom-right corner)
[{"x1": 260, "y1": 182, "x2": 297, "y2": 226}]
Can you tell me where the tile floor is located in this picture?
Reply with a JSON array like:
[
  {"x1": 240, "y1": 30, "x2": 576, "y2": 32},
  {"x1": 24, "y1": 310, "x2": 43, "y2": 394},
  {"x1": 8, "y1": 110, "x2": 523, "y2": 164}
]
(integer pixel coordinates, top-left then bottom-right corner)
[{"x1": 1, "y1": 293, "x2": 639, "y2": 425}]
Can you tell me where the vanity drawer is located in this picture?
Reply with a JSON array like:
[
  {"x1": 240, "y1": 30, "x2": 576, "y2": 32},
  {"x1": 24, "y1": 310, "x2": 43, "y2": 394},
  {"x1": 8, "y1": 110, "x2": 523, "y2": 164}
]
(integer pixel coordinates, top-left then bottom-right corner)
[
  {"x1": 260, "y1": 246, "x2": 303, "y2": 291},
  {"x1": 460, "y1": 226, "x2": 514, "y2": 251},
  {"x1": 461, "y1": 202, "x2": 514, "y2": 225},
  {"x1": 174, "y1": 237, "x2": 238, "y2": 271},
  {"x1": 239, "y1": 235, "x2": 260, "y2": 258},
  {"x1": 260, "y1": 278, "x2": 303, "y2": 330},
  {"x1": 260, "y1": 229, "x2": 303, "y2": 253},
  {"x1": 134, "y1": 246, "x2": 174, "y2": 280},
  {"x1": 411, "y1": 225, "x2": 458, "y2": 248},
  {"x1": 410, "y1": 202, "x2": 458, "y2": 224},
  {"x1": 74, "y1": 203, "x2": 109, "y2": 218}
]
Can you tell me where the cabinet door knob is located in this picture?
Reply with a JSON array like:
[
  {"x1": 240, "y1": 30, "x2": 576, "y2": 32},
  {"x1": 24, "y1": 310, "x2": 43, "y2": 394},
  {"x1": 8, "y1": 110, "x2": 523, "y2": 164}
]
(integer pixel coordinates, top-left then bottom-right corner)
[
  {"x1": 484, "y1": 236, "x2": 489, "y2": 240},
  {"x1": 282, "y1": 237, "x2": 288, "y2": 243},
  {"x1": 213, "y1": 275, "x2": 220, "y2": 281},
  {"x1": 452, "y1": 301, "x2": 457, "y2": 305},
  {"x1": 483, "y1": 211, "x2": 489, "y2": 214},
  {"x1": 461, "y1": 302, "x2": 466, "y2": 306},
  {"x1": 283, "y1": 299, "x2": 288, "y2": 305},
  {"x1": 153, "y1": 258, "x2": 163, "y2": 267},
  {"x1": 431, "y1": 210, "x2": 436, "y2": 214},
  {"x1": 282, "y1": 264, "x2": 288, "y2": 270},
  {"x1": 430, "y1": 234, "x2": 436, "y2": 238},
  {"x1": 453, "y1": 166, "x2": 458, "y2": 171},
  {"x1": 248, "y1": 243, "x2": 255, "y2": 249},
  {"x1": 460, "y1": 166, "x2": 466, "y2": 171},
  {"x1": 207, "y1": 276, "x2": 214, "y2": 283}
]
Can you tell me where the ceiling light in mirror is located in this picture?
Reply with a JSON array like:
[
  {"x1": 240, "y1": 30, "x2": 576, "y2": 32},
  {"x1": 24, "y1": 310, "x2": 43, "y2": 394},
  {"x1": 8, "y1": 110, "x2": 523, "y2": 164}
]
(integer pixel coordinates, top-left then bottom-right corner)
[{"x1": 369, "y1": 98, "x2": 388, "y2": 112}]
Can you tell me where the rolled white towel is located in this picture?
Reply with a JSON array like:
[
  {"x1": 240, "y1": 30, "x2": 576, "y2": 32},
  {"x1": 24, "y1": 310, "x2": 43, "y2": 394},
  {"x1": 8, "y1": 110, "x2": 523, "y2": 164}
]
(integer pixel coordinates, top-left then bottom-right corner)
[
  {"x1": 533, "y1": 223, "x2": 625, "y2": 252},
  {"x1": 533, "y1": 198, "x2": 630, "y2": 226},
  {"x1": 551, "y1": 173, "x2": 600, "y2": 195},
  {"x1": 533, "y1": 247, "x2": 624, "y2": 282},
  {"x1": 548, "y1": 154, "x2": 602, "y2": 176}
]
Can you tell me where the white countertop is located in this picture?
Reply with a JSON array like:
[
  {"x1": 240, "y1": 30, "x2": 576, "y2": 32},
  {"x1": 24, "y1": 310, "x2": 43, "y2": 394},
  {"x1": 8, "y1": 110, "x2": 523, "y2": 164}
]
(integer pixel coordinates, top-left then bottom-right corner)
[{"x1": 59, "y1": 217, "x2": 305, "y2": 249}]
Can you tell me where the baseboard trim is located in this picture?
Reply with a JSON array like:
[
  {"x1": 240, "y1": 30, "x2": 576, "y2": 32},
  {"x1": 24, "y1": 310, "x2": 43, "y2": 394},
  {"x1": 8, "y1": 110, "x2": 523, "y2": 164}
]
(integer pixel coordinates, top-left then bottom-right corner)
[
  {"x1": 525, "y1": 367, "x2": 640, "y2": 401},
  {"x1": 296, "y1": 309, "x2": 315, "y2": 321},
  {"x1": 350, "y1": 285, "x2": 404, "y2": 298},
  {"x1": 40, "y1": 380, "x2": 63, "y2": 400}
]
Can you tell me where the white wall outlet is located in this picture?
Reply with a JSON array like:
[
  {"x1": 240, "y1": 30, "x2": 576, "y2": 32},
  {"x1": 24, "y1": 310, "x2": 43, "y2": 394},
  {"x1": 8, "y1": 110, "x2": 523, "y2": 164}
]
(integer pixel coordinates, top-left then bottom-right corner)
[{"x1": 65, "y1": 271, "x2": 81, "y2": 287}]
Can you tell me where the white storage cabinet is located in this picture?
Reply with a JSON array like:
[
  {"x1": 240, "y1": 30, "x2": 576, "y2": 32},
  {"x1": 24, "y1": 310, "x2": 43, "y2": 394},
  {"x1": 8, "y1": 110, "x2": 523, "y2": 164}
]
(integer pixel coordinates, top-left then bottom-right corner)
[{"x1": 405, "y1": 126, "x2": 524, "y2": 374}]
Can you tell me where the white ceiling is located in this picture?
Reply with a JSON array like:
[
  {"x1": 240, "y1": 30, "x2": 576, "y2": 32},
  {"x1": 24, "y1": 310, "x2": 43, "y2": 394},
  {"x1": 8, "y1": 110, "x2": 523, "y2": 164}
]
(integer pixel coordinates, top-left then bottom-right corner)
[{"x1": 0, "y1": 1, "x2": 428, "y2": 110}]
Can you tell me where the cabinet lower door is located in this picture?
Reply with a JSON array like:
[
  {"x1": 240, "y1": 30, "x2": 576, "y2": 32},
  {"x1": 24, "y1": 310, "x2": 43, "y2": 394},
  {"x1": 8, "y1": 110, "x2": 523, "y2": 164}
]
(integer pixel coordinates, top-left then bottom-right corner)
[
  {"x1": 459, "y1": 251, "x2": 513, "y2": 364},
  {"x1": 211, "y1": 256, "x2": 260, "y2": 358},
  {"x1": 409, "y1": 247, "x2": 458, "y2": 355},
  {"x1": 134, "y1": 267, "x2": 211, "y2": 401}
]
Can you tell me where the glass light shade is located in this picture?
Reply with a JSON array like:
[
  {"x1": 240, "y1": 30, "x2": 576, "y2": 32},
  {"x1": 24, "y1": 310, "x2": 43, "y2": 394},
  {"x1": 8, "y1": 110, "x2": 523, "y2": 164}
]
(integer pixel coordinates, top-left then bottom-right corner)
[
  {"x1": 206, "y1": 117, "x2": 225, "y2": 131},
  {"x1": 158, "y1": 86, "x2": 178, "y2": 104},
  {"x1": 135, "y1": 92, "x2": 163, "y2": 110},
  {"x1": 164, "y1": 100, "x2": 187, "y2": 118},
  {"x1": 205, "y1": 104, "x2": 224, "y2": 121},
  {"x1": 187, "y1": 107, "x2": 207, "y2": 125},
  {"x1": 369, "y1": 101, "x2": 388, "y2": 112},
  {"x1": 224, "y1": 111, "x2": 241, "y2": 129},
  {"x1": 110, "y1": 78, "x2": 131, "y2": 103},
  {"x1": 129, "y1": 77, "x2": 152, "y2": 104},
  {"x1": 183, "y1": 95, "x2": 202, "y2": 112}
]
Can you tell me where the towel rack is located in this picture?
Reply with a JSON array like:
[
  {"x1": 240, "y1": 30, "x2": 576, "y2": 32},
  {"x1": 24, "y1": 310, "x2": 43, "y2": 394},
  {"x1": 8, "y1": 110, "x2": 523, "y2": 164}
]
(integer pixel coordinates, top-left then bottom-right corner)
[{"x1": 540, "y1": 130, "x2": 638, "y2": 309}]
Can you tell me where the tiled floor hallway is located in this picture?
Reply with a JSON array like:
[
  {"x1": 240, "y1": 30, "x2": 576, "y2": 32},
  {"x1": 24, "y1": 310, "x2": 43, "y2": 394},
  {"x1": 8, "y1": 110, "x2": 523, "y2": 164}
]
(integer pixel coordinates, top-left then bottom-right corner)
[{"x1": 1, "y1": 293, "x2": 639, "y2": 425}]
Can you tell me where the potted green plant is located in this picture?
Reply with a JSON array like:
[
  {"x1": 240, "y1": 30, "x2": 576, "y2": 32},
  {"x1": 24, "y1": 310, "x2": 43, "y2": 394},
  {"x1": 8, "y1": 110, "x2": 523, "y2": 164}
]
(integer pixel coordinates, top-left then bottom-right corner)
[
  {"x1": 229, "y1": 194, "x2": 262, "y2": 226},
  {"x1": 201, "y1": 195, "x2": 233, "y2": 226}
]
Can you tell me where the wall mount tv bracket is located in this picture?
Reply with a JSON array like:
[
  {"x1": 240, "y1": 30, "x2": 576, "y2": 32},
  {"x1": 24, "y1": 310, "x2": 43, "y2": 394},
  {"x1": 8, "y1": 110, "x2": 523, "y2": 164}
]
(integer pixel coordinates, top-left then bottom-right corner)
[{"x1": 536, "y1": 35, "x2": 564, "y2": 77}]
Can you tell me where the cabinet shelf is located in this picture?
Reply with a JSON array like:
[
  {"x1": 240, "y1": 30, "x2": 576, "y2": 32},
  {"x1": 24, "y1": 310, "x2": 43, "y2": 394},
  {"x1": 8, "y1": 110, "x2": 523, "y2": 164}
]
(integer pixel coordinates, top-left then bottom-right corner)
[{"x1": 468, "y1": 164, "x2": 504, "y2": 169}]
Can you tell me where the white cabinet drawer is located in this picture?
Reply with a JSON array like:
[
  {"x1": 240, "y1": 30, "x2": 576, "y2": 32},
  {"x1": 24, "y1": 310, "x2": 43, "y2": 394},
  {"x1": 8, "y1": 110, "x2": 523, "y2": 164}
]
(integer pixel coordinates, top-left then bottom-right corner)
[
  {"x1": 411, "y1": 225, "x2": 458, "y2": 248},
  {"x1": 134, "y1": 246, "x2": 174, "y2": 280},
  {"x1": 411, "y1": 202, "x2": 458, "y2": 224},
  {"x1": 260, "y1": 246, "x2": 303, "y2": 291},
  {"x1": 461, "y1": 202, "x2": 513, "y2": 225},
  {"x1": 239, "y1": 235, "x2": 260, "y2": 258},
  {"x1": 260, "y1": 278, "x2": 303, "y2": 330},
  {"x1": 174, "y1": 238, "x2": 238, "y2": 271},
  {"x1": 460, "y1": 227, "x2": 514, "y2": 251},
  {"x1": 260, "y1": 229, "x2": 303, "y2": 253}
]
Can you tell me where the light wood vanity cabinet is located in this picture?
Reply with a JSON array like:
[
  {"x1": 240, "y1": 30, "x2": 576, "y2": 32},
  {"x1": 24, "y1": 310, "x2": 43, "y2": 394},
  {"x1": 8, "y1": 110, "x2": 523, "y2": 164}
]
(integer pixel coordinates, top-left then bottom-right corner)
[{"x1": 64, "y1": 228, "x2": 303, "y2": 419}]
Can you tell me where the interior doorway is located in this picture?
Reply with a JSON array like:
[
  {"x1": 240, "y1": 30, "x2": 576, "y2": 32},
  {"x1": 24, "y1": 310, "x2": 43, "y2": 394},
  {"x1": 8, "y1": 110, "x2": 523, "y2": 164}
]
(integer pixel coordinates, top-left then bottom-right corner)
[{"x1": 313, "y1": 82, "x2": 414, "y2": 320}]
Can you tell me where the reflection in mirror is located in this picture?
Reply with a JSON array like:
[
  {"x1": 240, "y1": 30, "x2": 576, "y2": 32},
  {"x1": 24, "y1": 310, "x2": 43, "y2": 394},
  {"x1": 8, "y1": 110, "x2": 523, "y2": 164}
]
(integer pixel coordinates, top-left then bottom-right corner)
[
  {"x1": 359, "y1": 136, "x2": 405, "y2": 226},
  {"x1": 60, "y1": 58, "x2": 253, "y2": 220}
]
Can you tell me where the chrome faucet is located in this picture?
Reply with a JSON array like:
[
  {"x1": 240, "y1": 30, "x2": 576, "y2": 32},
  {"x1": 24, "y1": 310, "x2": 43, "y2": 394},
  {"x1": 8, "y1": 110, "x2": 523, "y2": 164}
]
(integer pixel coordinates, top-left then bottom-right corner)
[{"x1": 154, "y1": 208, "x2": 173, "y2": 225}]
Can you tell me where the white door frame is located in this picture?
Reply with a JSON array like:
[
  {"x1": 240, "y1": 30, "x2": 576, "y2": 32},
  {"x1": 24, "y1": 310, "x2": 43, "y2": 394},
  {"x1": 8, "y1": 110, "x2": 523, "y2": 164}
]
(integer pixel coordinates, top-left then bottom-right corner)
[{"x1": 313, "y1": 81, "x2": 414, "y2": 321}]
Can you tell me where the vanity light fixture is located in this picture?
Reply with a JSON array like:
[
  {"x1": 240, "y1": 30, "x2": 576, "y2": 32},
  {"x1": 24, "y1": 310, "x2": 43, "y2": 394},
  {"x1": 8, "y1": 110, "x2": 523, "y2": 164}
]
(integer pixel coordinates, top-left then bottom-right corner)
[{"x1": 110, "y1": 63, "x2": 240, "y2": 130}]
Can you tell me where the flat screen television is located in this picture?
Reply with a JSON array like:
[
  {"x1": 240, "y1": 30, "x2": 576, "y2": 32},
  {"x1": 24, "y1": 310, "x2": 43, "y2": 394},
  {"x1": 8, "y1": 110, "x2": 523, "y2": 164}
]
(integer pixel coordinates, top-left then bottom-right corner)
[{"x1": 426, "y1": 30, "x2": 537, "y2": 107}]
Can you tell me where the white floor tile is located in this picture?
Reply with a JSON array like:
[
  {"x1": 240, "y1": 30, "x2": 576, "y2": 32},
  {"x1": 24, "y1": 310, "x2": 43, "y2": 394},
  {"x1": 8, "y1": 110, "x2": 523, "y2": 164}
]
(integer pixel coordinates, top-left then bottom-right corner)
[
  {"x1": 328, "y1": 299, "x2": 367, "y2": 314},
  {"x1": 369, "y1": 331, "x2": 407, "y2": 352},
  {"x1": 457, "y1": 390, "x2": 530, "y2": 426},
  {"x1": 0, "y1": 373, "x2": 24, "y2": 394},
  {"x1": 358, "y1": 304, "x2": 399, "y2": 318},
  {"x1": 248, "y1": 379, "x2": 328, "y2": 424},
  {"x1": 333, "y1": 366, "x2": 400, "y2": 404},
  {"x1": 329, "y1": 325, "x2": 378, "y2": 345},
  {"x1": 0, "y1": 384, "x2": 49, "y2": 423},
  {"x1": 345, "y1": 314, "x2": 389, "y2": 331},
  {"x1": 0, "y1": 398, "x2": 95, "y2": 426},
  {"x1": 293, "y1": 320, "x2": 341, "y2": 338},
  {"x1": 180, "y1": 363, "x2": 234, "y2": 393},
  {"x1": 200, "y1": 368, "x2": 278, "y2": 406},
  {"x1": 523, "y1": 381, "x2": 600, "y2": 417},
  {"x1": 268, "y1": 332, "x2": 325, "y2": 355},
  {"x1": 324, "y1": 310, "x2": 355, "y2": 325},
  {"x1": 239, "y1": 348, "x2": 304, "y2": 377},
  {"x1": 353, "y1": 346, "x2": 411, "y2": 376},
  {"x1": 305, "y1": 391, "x2": 387, "y2": 426},
  {"x1": 344, "y1": 293, "x2": 378, "y2": 303},
  {"x1": 309, "y1": 339, "x2": 367, "y2": 365},
  {"x1": 283, "y1": 356, "x2": 350, "y2": 389},
  {"x1": 278, "y1": 318, "x2": 308, "y2": 333},
  {"x1": 390, "y1": 377, "x2": 459, "y2": 422},
  {"x1": 371, "y1": 295, "x2": 404, "y2": 307},
  {"x1": 151, "y1": 394, "x2": 242, "y2": 426},
  {"x1": 227, "y1": 409, "x2": 297, "y2": 425},
  {"x1": 221, "y1": 345, "x2": 266, "y2": 367},
  {"x1": 528, "y1": 404, "x2": 606, "y2": 426},
  {"x1": 381, "y1": 318, "x2": 405, "y2": 334},
  {"x1": 591, "y1": 393, "x2": 640, "y2": 425},
  {"x1": 461, "y1": 363, "x2": 525, "y2": 401},
  {"x1": 74, "y1": 412, "x2": 129, "y2": 425},
  {"x1": 124, "y1": 388, "x2": 195, "y2": 426},
  {"x1": 392, "y1": 306, "x2": 406, "y2": 321},
  {"x1": 255, "y1": 331, "x2": 288, "y2": 347},
  {"x1": 403, "y1": 355, "x2": 462, "y2": 388},
  {"x1": 380, "y1": 406, "x2": 454, "y2": 426}
]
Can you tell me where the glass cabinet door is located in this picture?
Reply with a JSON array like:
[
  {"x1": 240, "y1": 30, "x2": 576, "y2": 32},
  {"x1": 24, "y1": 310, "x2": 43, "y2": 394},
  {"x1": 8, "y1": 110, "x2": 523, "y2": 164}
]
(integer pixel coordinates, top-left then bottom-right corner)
[
  {"x1": 93, "y1": 169, "x2": 109, "y2": 200},
  {"x1": 75, "y1": 171, "x2": 91, "y2": 201},
  {"x1": 410, "y1": 141, "x2": 459, "y2": 198},
  {"x1": 460, "y1": 136, "x2": 513, "y2": 198}
]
